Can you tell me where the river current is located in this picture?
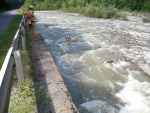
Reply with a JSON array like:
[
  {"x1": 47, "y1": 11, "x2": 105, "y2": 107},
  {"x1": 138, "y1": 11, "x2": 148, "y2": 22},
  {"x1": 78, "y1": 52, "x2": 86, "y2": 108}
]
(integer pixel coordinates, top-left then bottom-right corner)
[{"x1": 35, "y1": 11, "x2": 150, "y2": 113}]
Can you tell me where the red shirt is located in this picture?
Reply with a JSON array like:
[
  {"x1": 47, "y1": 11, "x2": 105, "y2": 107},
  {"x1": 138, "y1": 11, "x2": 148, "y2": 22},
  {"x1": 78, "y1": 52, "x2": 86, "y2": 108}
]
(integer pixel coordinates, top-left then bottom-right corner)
[{"x1": 25, "y1": 10, "x2": 34, "y2": 21}]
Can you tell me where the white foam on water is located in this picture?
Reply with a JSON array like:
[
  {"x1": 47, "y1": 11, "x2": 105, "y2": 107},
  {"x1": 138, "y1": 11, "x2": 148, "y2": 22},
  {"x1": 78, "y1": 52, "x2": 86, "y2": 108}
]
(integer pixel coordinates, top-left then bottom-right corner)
[
  {"x1": 112, "y1": 61, "x2": 129, "y2": 69},
  {"x1": 144, "y1": 52, "x2": 150, "y2": 60},
  {"x1": 116, "y1": 74, "x2": 150, "y2": 113},
  {"x1": 35, "y1": 11, "x2": 150, "y2": 113},
  {"x1": 100, "y1": 41, "x2": 108, "y2": 47},
  {"x1": 119, "y1": 48, "x2": 128, "y2": 53},
  {"x1": 80, "y1": 100, "x2": 118, "y2": 113},
  {"x1": 104, "y1": 62, "x2": 128, "y2": 79},
  {"x1": 116, "y1": 81, "x2": 125, "y2": 87},
  {"x1": 85, "y1": 76, "x2": 97, "y2": 83},
  {"x1": 103, "y1": 61, "x2": 120, "y2": 73}
]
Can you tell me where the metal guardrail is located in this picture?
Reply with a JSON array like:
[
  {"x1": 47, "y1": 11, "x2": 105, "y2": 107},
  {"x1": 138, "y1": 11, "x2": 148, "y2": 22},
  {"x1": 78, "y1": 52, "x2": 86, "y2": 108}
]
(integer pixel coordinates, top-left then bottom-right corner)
[{"x1": 0, "y1": 13, "x2": 26, "y2": 113}]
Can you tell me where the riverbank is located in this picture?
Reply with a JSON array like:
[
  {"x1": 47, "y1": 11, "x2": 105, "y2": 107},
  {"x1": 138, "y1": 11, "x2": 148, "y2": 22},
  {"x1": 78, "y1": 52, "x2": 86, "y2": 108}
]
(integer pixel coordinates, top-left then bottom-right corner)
[
  {"x1": 124, "y1": 11, "x2": 150, "y2": 23},
  {"x1": 30, "y1": 31, "x2": 78, "y2": 113}
]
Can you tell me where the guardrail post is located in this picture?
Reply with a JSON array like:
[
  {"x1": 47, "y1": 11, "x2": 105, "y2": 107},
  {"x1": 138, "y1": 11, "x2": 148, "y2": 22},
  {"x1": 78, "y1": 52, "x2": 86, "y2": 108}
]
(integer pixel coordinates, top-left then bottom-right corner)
[
  {"x1": 21, "y1": 23, "x2": 25, "y2": 38},
  {"x1": 23, "y1": 16, "x2": 26, "y2": 26},
  {"x1": 18, "y1": 9, "x2": 26, "y2": 26},
  {"x1": 21, "y1": 35, "x2": 26, "y2": 50},
  {"x1": 13, "y1": 50, "x2": 24, "y2": 87},
  {"x1": 20, "y1": 25, "x2": 26, "y2": 50}
]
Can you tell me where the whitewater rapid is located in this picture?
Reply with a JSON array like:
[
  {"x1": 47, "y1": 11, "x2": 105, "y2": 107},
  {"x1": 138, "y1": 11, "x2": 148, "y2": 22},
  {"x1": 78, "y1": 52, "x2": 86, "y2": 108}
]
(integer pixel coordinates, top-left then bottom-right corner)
[{"x1": 35, "y1": 11, "x2": 150, "y2": 113}]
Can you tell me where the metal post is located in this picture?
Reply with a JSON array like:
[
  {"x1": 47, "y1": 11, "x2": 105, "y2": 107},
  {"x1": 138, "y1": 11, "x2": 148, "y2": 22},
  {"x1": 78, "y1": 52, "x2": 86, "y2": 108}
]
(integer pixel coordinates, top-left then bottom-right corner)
[
  {"x1": 21, "y1": 25, "x2": 25, "y2": 38},
  {"x1": 13, "y1": 50, "x2": 24, "y2": 87},
  {"x1": 20, "y1": 25, "x2": 26, "y2": 50},
  {"x1": 21, "y1": 35, "x2": 26, "y2": 50},
  {"x1": 23, "y1": 16, "x2": 26, "y2": 26}
]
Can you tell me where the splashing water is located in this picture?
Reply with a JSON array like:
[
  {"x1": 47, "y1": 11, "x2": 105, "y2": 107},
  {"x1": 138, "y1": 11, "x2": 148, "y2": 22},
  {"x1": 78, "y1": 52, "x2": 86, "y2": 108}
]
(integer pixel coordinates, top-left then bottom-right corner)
[{"x1": 35, "y1": 11, "x2": 150, "y2": 113}]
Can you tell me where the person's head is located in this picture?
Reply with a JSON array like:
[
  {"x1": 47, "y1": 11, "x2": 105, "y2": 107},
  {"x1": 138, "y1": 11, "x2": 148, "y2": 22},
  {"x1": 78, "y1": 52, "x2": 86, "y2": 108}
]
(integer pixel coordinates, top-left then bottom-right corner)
[{"x1": 29, "y1": 5, "x2": 34, "y2": 10}]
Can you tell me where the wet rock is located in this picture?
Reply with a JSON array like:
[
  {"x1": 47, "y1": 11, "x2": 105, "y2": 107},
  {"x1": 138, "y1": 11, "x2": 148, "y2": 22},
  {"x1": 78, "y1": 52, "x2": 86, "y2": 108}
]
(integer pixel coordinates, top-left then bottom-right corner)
[
  {"x1": 106, "y1": 59, "x2": 113, "y2": 63},
  {"x1": 124, "y1": 58, "x2": 132, "y2": 62}
]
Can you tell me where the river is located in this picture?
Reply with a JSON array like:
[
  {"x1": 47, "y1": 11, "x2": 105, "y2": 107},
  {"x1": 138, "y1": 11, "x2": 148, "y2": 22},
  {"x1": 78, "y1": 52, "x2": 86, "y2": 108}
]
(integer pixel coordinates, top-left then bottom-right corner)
[{"x1": 35, "y1": 11, "x2": 150, "y2": 113}]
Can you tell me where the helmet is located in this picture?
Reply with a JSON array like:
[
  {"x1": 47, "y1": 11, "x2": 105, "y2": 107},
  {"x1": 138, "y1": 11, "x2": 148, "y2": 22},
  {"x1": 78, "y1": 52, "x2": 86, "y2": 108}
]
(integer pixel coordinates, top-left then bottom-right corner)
[{"x1": 29, "y1": 5, "x2": 34, "y2": 9}]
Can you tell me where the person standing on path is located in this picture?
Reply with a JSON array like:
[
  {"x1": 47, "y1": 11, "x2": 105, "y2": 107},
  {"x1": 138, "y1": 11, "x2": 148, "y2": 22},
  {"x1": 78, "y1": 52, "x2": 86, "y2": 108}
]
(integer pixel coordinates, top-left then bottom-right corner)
[{"x1": 25, "y1": 5, "x2": 36, "y2": 40}]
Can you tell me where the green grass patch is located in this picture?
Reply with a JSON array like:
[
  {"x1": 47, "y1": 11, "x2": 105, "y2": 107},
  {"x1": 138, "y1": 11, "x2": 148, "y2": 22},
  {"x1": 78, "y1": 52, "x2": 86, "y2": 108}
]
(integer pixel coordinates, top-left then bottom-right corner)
[
  {"x1": 8, "y1": 25, "x2": 37, "y2": 113},
  {"x1": 9, "y1": 49, "x2": 37, "y2": 113}
]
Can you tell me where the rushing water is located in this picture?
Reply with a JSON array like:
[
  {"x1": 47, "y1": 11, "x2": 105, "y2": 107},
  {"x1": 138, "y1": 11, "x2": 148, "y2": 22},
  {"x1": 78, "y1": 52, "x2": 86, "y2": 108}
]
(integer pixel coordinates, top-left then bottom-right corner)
[{"x1": 35, "y1": 11, "x2": 150, "y2": 113}]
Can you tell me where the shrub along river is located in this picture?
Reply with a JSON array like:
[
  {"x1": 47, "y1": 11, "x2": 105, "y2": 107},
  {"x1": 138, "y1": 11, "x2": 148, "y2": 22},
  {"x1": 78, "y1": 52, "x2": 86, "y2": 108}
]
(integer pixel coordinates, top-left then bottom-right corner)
[{"x1": 35, "y1": 11, "x2": 150, "y2": 113}]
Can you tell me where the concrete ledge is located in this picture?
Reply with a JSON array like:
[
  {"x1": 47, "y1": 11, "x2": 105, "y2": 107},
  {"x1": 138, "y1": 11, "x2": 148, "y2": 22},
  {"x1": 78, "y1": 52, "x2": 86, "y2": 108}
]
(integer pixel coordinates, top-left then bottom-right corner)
[{"x1": 31, "y1": 31, "x2": 78, "y2": 113}]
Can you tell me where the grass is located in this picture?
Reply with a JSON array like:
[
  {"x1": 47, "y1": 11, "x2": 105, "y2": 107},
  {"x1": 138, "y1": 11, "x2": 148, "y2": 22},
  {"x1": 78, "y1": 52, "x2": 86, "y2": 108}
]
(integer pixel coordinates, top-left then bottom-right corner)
[
  {"x1": 8, "y1": 16, "x2": 37, "y2": 112},
  {"x1": 8, "y1": 41, "x2": 37, "y2": 113}
]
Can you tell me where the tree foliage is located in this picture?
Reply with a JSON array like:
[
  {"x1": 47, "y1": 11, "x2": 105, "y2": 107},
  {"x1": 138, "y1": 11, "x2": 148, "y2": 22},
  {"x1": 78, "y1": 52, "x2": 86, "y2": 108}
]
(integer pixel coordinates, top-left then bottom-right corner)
[
  {"x1": 21, "y1": 0, "x2": 150, "y2": 12},
  {"x1": 0, "y1": 0, "x2": 25, "y2": 10},
  {"x1": 20, "y1": 0, "x2": 150, "y2": 19},
  {"x1": 1, "y1": 0, "x2": 149, "y2": 11}
]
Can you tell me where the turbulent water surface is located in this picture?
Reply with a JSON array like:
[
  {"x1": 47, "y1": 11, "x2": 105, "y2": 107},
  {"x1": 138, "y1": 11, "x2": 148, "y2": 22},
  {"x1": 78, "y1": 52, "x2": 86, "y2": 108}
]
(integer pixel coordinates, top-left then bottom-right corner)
[{"x1": 35, "y1": 11, "x2": 150, "y2": 113}]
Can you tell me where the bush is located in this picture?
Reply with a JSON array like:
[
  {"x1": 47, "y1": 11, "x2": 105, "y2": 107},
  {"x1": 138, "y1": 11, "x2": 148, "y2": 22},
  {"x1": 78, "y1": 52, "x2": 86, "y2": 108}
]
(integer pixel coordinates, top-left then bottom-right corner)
[
  {"x1": 77, "y1": 4, "x2": 122, "y2": 19},
  {"x1": 101, "y1": 7, "x2": 109, "y2": 19},
  {"x1": 107, "y1": 6, "x2": 118, "y2": 18},
  {"x1": 69, "y1": 0, "x2": 77, "y2": 7},
  {"x1": 79, "y1": 7, "x2": 86, "y2": 14},
  {"x1": 63, "y1": 6, "x2": 78, "y2": 13},
  {"x1": 84, "y1": 5, "x2": 97, "y2": 17},
  {"x1": 95, "y1": 7, "x2": 103, "y2": 18},
  {"x1": 142, "y1": 2, "x2": 150, "y2": 11},
  {"x1": 77, "y1": 0, "x2": 86, "y2": 7},
  {"x1": 115, "y1": 12, "x2": 127, "y2": 20},
  {"x1": 90, "y1": 1, "x2": 101, "y2": 7},
  {"x1": 53, "y1": 1, "x2": 62, "y2": 9}
]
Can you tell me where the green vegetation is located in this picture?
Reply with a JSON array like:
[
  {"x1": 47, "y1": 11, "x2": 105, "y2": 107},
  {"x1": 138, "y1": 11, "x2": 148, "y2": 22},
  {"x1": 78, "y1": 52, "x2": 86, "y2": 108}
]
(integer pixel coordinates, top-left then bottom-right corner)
[
  {"x1": 0, "y1": 0, "x2": 149, "y2": 112},
  {"x1": 0, "y1": 0, "x2": 25, "y2": 10},
  {"x1": 0, "y1": 0, "x2": 149, "y2": 18},
  {"x1": 8, "y1": 37, "x2": 36, "y2": 113},
  {"x1": 21, "y1": 0, "x2": 150, "y2": 19}
]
